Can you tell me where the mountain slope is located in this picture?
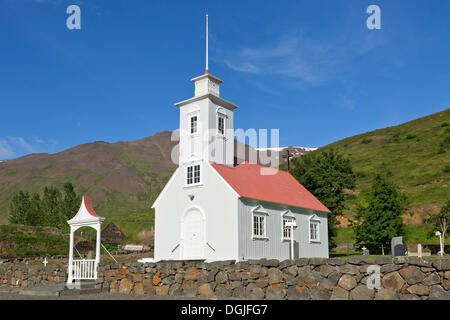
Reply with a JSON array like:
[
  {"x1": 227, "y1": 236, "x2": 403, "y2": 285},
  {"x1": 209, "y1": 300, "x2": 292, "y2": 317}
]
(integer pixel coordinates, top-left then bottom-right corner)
[
  {"x1": 0, "y1": 131, "x2": 178, "y2": 224},
  {"x1": 317, "y1": 108, "x2": 450, "y2": 224}
]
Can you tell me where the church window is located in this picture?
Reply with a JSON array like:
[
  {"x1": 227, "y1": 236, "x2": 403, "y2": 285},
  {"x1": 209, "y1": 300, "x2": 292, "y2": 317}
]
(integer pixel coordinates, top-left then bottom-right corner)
[
  {"x1": 283, "y1": 218, "x2": 293, "y2": 239},
  {"x1": 186, "y1": 164, "x2": 201, "y2": 185},
  {"x1": 253, "y1": 214, "x2": 266, "y2": 238},
  {"x1": 190, "y1": 115, "x2": 198, "y2": 134},
  {"x1": 309, "y1": 221, "x2": 319, "y2": 242},
  {"x1": 218, "y1": 115, "x2": 225, "y2": 135}
]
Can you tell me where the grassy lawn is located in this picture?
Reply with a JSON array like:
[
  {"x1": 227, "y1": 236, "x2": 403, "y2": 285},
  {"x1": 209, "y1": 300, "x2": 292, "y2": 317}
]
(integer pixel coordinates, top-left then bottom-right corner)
[{"x1": 335, "y1": 225, "x2": 447, "y2": 246}]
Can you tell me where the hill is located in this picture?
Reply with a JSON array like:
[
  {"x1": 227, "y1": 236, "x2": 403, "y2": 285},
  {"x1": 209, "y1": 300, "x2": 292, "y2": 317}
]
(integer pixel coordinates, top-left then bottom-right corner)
[
  {"x1": 0, "y1": 131, "x2": 177, "y2": 224},
  {"x1": 318, "y1": 108, "x2": 450, "y2": 225}
]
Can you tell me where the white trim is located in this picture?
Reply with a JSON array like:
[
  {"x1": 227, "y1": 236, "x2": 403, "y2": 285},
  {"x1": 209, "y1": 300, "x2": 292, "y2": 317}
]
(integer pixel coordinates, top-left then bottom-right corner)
[
  {"x1": 308, "y1": 214, "x2": 321, "y2": 243},
  {"x1": 251, "y1": 205, "x2": 268, "y2": 240},
  {"x1": 151, "y1": 167, "x2": 180, "y2": 208},
  {"x1": 185, "y1": 162, "x2": 202, "y2": 187}
]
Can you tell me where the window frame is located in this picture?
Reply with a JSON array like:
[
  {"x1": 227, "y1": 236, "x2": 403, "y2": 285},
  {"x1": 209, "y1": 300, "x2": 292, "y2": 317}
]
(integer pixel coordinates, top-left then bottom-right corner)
[
  {"x1": 216, "y1": 108, "x2": 227, "y2": 137},
  {"x1": 308, "y1": 215, "x2": 320, "y2": 243},
  {"x1": 185, "y1": 163, "x2": 202, "y2": 187},
  {"x1": 251, "y1": 206, "x2": 268, "y2": 240},
  {"x1": 189, "y1": 114, "x2": 198, "y2": 135}
]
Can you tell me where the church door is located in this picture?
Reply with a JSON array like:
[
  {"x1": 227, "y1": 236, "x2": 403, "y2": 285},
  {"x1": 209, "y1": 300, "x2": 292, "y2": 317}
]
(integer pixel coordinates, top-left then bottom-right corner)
[{"x1": 182, "y1": 209, "x2": 205, "y2": 260}]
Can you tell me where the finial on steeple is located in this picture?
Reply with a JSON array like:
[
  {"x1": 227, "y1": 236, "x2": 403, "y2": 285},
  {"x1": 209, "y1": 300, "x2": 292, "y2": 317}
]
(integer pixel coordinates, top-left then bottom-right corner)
[{"x1": 205, "y1": 14, "x2": 209, "y2": 74}]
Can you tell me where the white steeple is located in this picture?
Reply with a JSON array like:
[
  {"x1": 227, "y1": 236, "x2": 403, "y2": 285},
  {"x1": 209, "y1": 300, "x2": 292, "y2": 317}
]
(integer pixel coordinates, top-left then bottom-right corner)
[{"x1": 175, "y1": 14, "x2": 237, "y2": 167}]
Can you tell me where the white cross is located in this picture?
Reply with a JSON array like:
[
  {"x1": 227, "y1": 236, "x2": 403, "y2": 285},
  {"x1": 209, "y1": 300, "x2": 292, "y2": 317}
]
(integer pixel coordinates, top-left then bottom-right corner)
[{"x1": 43, "y1": 257, "x2": 48, "y2": 267}]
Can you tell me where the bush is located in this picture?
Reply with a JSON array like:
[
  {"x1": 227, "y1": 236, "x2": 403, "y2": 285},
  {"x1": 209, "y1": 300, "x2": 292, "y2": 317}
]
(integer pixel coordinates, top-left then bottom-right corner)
[
  {"x1": 361, "y1": 138, "x2": 372, "y2": 144},
  {"x1": 406, "y1": 134, "x2": 416, "y2": 140},
  {"x1": 442, "y1": 122, "x2": 449, "y2": 127}
]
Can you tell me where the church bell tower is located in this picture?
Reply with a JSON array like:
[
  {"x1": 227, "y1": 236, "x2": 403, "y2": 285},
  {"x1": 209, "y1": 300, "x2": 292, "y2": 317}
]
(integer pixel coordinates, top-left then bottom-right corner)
[{"x1": 175, "y1": 15, "x2": 238, "y2": 168}]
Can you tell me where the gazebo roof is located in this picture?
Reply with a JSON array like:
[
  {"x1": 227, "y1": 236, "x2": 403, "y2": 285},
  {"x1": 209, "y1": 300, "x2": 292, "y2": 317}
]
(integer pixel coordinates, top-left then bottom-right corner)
[{"x1": 67, "y1": 195, "x2": 105, "y2": 226}]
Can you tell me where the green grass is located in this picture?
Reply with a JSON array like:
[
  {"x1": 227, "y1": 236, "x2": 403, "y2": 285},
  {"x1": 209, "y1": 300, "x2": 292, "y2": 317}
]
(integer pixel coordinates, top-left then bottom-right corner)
[
  {"x1": 335, "y1": 225, "x2": 449, "y2": 246},
  {"x1": 314, "y1": 108, "x2": 450, "y2": 212},
  {"x1": 106, "y1": 208, "x2": 155, "y2": 244}
]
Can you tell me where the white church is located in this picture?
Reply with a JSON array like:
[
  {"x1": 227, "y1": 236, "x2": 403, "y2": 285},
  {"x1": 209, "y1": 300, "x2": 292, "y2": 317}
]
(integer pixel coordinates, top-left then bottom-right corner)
[{"x1": 152, "y1": 17, "x2": 330, "y2": 262}]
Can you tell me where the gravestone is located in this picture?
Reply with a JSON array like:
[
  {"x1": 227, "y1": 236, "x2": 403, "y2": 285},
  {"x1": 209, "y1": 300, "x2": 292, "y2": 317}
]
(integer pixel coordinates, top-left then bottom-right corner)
[
  {"x1": 362, "y1": 247, "x2": 370, "y2": 256},
  {"x1": 418, "y1": 244, "x2": 422, "y2": 258},
  {"x1": 391, "y1": 236, "x2": 406, "y2": 257}
]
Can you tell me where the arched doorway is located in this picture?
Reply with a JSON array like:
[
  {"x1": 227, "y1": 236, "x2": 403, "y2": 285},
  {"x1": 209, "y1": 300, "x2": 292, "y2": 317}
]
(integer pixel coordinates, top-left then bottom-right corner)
[{"x1": 182, "y1": 207, "x2": 205, "y2": 260}]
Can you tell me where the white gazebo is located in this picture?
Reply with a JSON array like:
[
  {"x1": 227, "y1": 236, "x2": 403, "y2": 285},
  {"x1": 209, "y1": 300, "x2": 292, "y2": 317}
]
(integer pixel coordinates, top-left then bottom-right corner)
[{"x1": 67, "y1": 195, "x2": 105, "y2": 284}]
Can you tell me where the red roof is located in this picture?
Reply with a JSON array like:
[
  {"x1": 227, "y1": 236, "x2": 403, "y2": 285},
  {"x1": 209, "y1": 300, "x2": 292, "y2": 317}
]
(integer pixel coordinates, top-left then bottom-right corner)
[
  {"x1": 211, "y1": 162, "x2": 331, "y2": 213},
  {"x1": 83, "y1": 196, "x2": 99, "y2": 217}
]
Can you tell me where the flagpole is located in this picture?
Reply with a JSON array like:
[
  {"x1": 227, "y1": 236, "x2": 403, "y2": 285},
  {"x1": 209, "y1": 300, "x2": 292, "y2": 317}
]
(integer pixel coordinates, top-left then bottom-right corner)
[{"x1": 206, "y1": 14, "x2": 209, "y2": 73}]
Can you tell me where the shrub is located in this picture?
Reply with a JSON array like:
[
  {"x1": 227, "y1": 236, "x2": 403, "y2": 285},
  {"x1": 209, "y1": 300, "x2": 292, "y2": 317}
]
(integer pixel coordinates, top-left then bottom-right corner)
[
  {"x1": 406, "y1": 134, "x2": 416, "y2": 140},
  {"x1": 361, "y1": 138, "x2": 372, "y2": 144},
  {"x1": 442, "y1": 122, "x2": 449, "y2": 127}
]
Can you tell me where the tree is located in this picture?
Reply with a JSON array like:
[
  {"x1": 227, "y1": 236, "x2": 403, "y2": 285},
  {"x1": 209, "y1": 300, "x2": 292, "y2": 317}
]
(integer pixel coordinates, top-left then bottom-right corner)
[
  {"x1": 61, "y1": 182, "x2": 81, "y2": 221},
  {"x1": 41, "y1": 186, "x2": 63, "y2": 228},
  {"x1": 26, "y1": 192, "x2": 42, "y2": 226},
  {"x1": 290, "y1": 149, "x2": 356, "y2": 249},
  {"x1": 353, "y1": 173, "x2": 408, "y2": 254},
  {"x1": 424, "y1": 200, "x2": 449, "y2": 255},
  {"x1": 8, "y1": 191, "x2": 30, "y2": 224}
]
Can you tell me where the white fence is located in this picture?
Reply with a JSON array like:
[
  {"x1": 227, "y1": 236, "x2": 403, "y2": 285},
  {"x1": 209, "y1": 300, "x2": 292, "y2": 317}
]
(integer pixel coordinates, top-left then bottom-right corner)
[{"x1": 72, "y1": 259, "x2": 97, "y2": 280}]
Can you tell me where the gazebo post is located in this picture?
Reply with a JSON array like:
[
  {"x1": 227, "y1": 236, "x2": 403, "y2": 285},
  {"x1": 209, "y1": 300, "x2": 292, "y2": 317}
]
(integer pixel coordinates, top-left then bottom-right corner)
[
  {"x1": 67, "y1": 225, "x2": 74, "y2": 284},
  {"x1": 95, "y1": 223, "x2": 101, "y2": 265}
]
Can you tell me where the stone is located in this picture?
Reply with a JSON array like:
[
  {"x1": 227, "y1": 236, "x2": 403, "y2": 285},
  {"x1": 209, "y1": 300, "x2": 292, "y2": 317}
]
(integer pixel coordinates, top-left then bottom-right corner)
[
  {"x1": 232, "y1": 286, "x2": 245, "y2": 298},
  {"x1": 408, "y1": 257, "x2": 432, "y2": 267},
  {"x1": 182, "y1": 282, "x2": 198, "y2": 297},
  {"x1": 445, "y1": 271, "x2": 450, "y2": 279},
  {"x1": 119, "y1": 278, "x2": 133, "y2": 294},
  {"x1": 399, "y1": 266, "x2": 425, "y2": 285},
  {"x1": 374, "y1": 256, "x2": 392, "y2": 265},
  {"x1": 168, "y1": 283, "x2": 182, "y2": 296},
  {"x1": 231, "y1": 281, "x2": 242, "y2": 289},
  {"x1": 268, "y1": 268, "x2": 283, "y2": 284},
  {"x1": 133, "y1": 283, "x2": 144, "y2": 295},
  {"x1": 261, "y1": 259, "x2": 279, "y2": 267},
  {"x1": 230, "y1": 271, "x2": 242, "y2": 281},
  {"x1": 155, "y1": 285, "x2": 169, "y2": 296},
  {"x1": 350, "y1": 285, "x2": 374, "y2": 300},
  {"x1": 174, "y1": 273, "x2": 183, "y2": 284},
  {"x1": 330, "y1": 287, "x2": 349, "y2": 300},
  {"x1": 375, "y1": 288, "x2": 399, "y2": 300},
  {"x1": 423, "y1": 272, "x2": 441, "y2": 286},
  {"x1": 327, "y1": 271, "x2": 341, "y2": 286},
  {"x1": 381, "y1": 264, "x2": 402, "y2": 274},
  {"x1": 338, "y1": 274, "x2": 357, "y2": 291},
  {"x1": 406, "y1": 284, "x2": 429, "y2": 296},
  {"x1": 319, "y1": 278, "x2": 334, "y2": 290},
  {"x1": 287, "y1": 265, "x2": 298, "y2": 277},
  {"x1": 432, "y1": 258, "x2": 450, "y2": 271},
  {"x1": 382, "y1": 272, "x2": 405, "y2": 291},
  {"x1": 309, "y1": 258, "x2": 327, "y2": 266},
  {"x1": 319, "y1": 264, "x2": 333, "y2": 277},
  {"x1": 266, "y1": 283, "x2": 286, "y2": 300},
  {"x1": 420, "y1": 267, "x2": 435, "y2": 273},
  {"x1": 184, "y1": 267, "x2": 199, "y2": 281},
  {"x1": 442, "y1": 279, "x2": 450, "y2": 290},
  {"x1": 215, "y1": 284, "x2": 232, "y2": 298},
  {"x1": 338, "y1": 264, "x2": 359, "y2": 275},
  {"x1": 215, "y1": 271, "x2": 228, "y2": 284},
  {"x1": 328, "y1": 258, "x2": 345, "y2": 266},
  {"x1": 294, "y1": 258, "x2": 309, "y2": 267},
  {"x1": 299, "y1": 268, "x2": 322, "y2": 285},
  {"x1": 287, "y1": 285, "x2": 310, "y2": 300},
  {"x1": 309, "y1": 285, "x2": 331, "y2": 300},
  {"x1": 279, "y1": 260, "x2": 294, "y2": 269},
  {"x1": 429, "y1": 285, "x2": 450, "y2": 300},
  {"x1": 198, "y1": 283, "x2": 215, "y2": 298},
  {"x1": 399, "y1": 293, "x2": 421, "y2": 300},
  {"x1": 392, "y1": 256, "x2": 408, "y2": 264},
  {"x1": 245, "y1": 283, "x2": 265, "y2": 300},
  {"x1": 255, "y1": 277, "x2": 269, "y2": 288}
]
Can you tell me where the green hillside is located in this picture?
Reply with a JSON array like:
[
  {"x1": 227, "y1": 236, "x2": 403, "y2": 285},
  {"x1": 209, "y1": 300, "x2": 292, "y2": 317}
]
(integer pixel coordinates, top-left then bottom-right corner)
[{"x1": 318, "y1": 108, "x2": 450, "y2": 218}]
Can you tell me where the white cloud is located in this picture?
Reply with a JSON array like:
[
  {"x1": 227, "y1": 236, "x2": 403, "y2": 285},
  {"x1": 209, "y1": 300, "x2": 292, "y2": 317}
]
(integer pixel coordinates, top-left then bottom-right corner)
[
  {"x1": 217, "y1": 31, "x2": 384, "y2": 85},
  {"x1": 0, "y1": 140, "x2": 14, "y2": 159}
]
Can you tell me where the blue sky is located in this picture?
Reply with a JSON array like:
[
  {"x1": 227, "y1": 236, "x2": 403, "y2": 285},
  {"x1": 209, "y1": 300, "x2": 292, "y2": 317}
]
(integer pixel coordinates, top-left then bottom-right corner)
[{"x1": 1, "y1": 0, "x2": 449, "y2": 159}]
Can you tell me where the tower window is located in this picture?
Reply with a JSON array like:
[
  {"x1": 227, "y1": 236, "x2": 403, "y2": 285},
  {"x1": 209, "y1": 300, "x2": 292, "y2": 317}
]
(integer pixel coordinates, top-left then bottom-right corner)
[
  {"x1": 186, "y1": 164, "x2": 201, "y2": 185},
  {"x1": 190, "y1": 115, "x2": 198, "y2": 134},
  {"x1": 218, "y1": 115, "x2": 225, "y2": 135}
]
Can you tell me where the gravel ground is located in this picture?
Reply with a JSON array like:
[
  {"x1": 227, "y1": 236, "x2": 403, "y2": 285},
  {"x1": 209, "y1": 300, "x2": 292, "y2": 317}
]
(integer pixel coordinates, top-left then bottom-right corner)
[{"x1": 0, "y1": 291, "x2": 203, "y2": 300}]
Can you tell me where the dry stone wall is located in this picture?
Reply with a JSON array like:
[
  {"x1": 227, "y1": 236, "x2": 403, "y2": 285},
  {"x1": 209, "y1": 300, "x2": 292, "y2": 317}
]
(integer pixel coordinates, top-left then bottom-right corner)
[{"x1": 1, "y1": 257, "x2": 450, "y2": 300}]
